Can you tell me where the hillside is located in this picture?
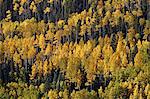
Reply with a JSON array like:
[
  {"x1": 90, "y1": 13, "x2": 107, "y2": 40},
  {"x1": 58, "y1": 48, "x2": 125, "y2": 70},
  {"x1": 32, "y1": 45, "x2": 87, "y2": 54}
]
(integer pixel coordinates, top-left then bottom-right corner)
[{"x1": 0, "y1": 0, "x2": 150, "y2": 99}]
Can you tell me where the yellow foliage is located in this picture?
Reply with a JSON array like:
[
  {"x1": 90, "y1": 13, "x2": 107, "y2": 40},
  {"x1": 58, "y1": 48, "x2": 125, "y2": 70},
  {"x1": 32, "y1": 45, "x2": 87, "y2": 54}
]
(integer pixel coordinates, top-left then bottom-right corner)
[
  {"x1": 44, "y1": 7, "x2": 50, "y2": 14},
  {"x1": 39, "y1": 34, "x2": 45, "y2": 49},
  {"x1": 44, "y1": 43, "x2": 52, "y2": 56},
  {"x1": 80, "y1": 24, "x2": 87, "y2": 36},
  {"x1": 48, "y1": 90, "x2": 58, "y2": 99},
  {"x1": 27, "y1": 46, "x2": 36, "y2": 59},
  {"x1": 43, "y1": 60, "x2": 48, "y2": 76},
  {"x1": 30, "y1": 63, "x2": 37, "y2": 80}
]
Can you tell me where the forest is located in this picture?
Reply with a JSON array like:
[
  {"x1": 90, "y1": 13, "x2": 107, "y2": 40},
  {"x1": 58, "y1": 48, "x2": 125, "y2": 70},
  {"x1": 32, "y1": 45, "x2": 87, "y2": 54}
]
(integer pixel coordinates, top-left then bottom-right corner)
[{"x1": 0, "y1": 0, "x2": 150, "y2": 99}]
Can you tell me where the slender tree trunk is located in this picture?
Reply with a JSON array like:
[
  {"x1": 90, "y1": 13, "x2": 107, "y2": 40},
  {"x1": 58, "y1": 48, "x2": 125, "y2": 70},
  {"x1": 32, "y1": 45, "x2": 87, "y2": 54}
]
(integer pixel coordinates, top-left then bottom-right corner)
[{"x1": 75, "y1": 28, "x2": 78, "y2": 43}]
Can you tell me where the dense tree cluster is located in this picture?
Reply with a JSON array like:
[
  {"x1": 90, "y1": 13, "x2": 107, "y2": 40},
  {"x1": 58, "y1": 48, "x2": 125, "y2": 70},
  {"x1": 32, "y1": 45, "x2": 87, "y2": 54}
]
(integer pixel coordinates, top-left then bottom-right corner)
[{"x1": 0, "y1": 0, "x2": 150, "y2": 98}]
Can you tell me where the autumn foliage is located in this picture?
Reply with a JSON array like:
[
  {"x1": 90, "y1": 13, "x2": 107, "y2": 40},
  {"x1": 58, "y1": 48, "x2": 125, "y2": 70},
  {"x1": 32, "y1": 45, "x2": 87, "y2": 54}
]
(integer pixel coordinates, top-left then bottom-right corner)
[{"x1": 0, "y1": 0, "x2": 150, "y2": 98}]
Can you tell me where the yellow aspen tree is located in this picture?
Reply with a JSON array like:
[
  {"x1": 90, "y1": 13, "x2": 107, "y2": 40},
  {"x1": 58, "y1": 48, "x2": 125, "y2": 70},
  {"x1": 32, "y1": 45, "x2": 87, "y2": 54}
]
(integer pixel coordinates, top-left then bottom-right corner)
[
  {"x1": 98, "y1": 87, "x2": 104, "y2": 98},
  {"x1": 85, "y1": 56, "x2": 97, "y2": 83},
  {"x1": 27, "y1": 46, "x2": 36, "y2": 59},
  {"x1": 13, "y1": 3, "x2": 19, "y2": 11},
  {"x1": 30, "y1": 1, "x2": 37, "y2": 13},
  {"x1": 46, "y1": 30, "x2": 54, "y2": 40},
  {"x1": 54, "y1": 30, "x2": 63, "y2": 43},
  {"x1": 66, "y1": 57, "x2": 81, "y2": 84},
  {"x1": 133, "y1": 85, "x2": 139, "y2": 99},
  {"x1": 37, "y1": 20, "x2": 46, "y2": 34},
  {"x1": 13, "y1": 52, "x2": 21, "y2": 67},
  {"x1": 19, "y1": 6, "x2": 24, "y2": 15},
  {"x1": 57, "y1": 20, "x2": 65, "y2": 28},
  {"x1": 144, "y1": 84, "x2": 149, "y2": 96},
  {"x1": 48, "y1": 60, "x2": 53, "y2": 73},
  {"x1": 62, "y1": 89, "x2": 69, "y2": 99},
  {"x1": 139, "y1": 88, "x2": 143, "y2": 99},
  {"x1": 116, "y1": 38, "x2": 124, "y2": 52},
  {"x1": 122, "y1": 53, "x2": 128, "y2": 67},
  {"x1": 43, "y1": 60, "x2": 48, "y2": 76},
  {"x1": 134, "y1": 50, "x2": 143, "y2": 67},
  {"x1": 48, "y1": 90, "x2": 58, "y2": 99},
  {"x1": 44, "y1": 7, "x2": 50, "y2": 14},
  {"x1": 129, "y1": 94, "x2": 134, "y2": 99},
  {"x1": 30, "y1": 63, "x2": 37, "y2": 80},
  {"x1": 80, "y1": 24, "x2": 87, "y2": 36},
  {"x1": 108, "y1": 88, "x2": 114, "y2": 99},
  {"x1": 124, "y1": 11, "x2": 135, "y2": 26},
  {"x1": 111, "y1": 9, "x2": 123, "y2": 26},
  {"x1": 38, "y1": 60, "x2": 43, "y2": 76},
  {"x1": 39, "y1": 34, "x2": 45, "y2": 50},
  {"x1": 109, "y1": 52, "x2": 121, "y2": 72},
  {"x1": 63, "y1": 25, "x2": 71, "y2": 37},
  {"x1": 44, "y1": 43, "x2": 52, "y2": 56}
]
